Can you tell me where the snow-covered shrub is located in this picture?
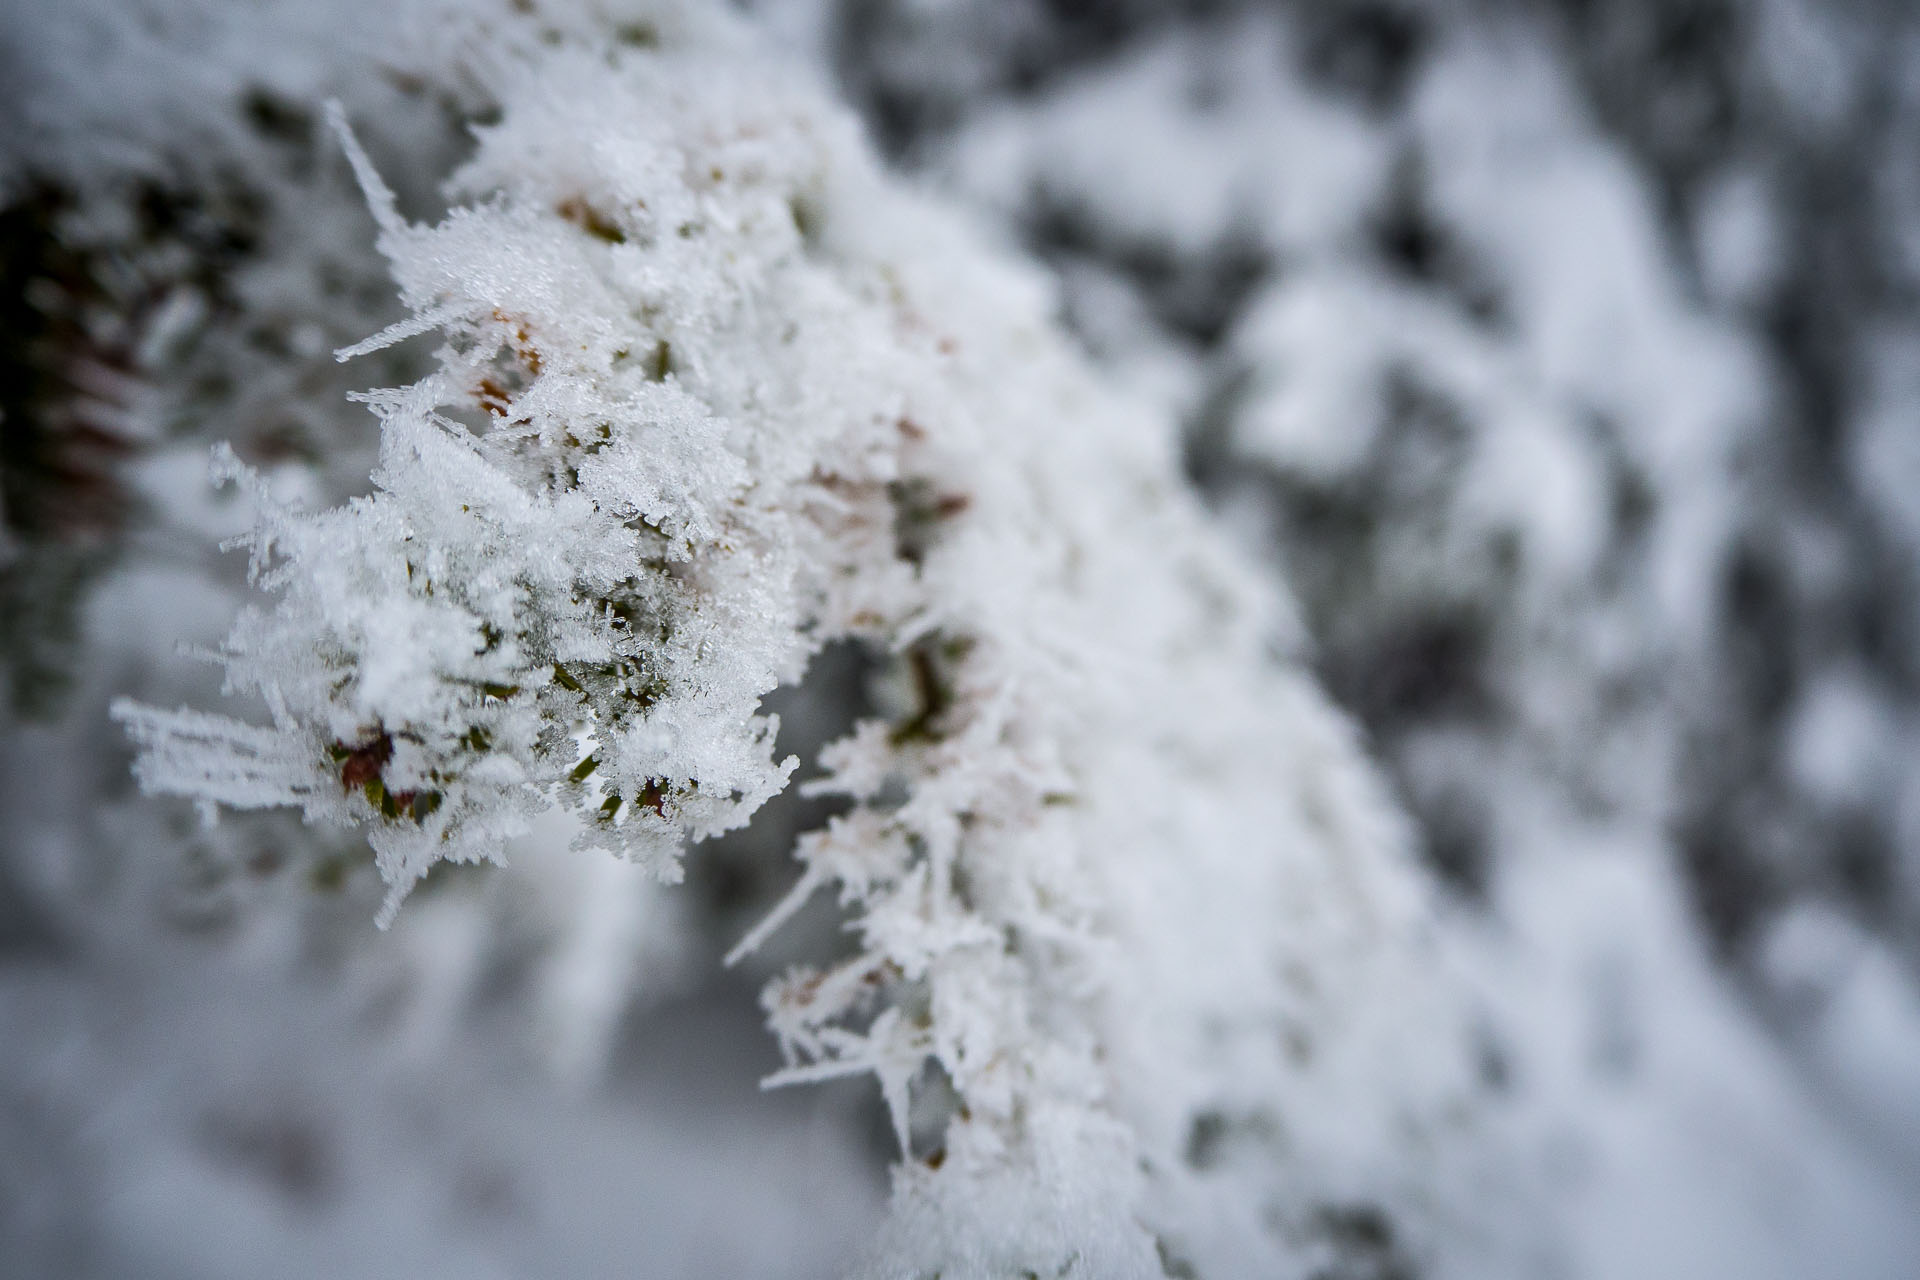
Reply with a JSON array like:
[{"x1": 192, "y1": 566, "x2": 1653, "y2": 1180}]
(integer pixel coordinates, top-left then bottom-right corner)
[
  {"x1": 109, "y1": 7, "x2": 1529, "y2": 1275},
  {"x1": 10, "y1": 0, "x2": 1920, "y2": 1276}
]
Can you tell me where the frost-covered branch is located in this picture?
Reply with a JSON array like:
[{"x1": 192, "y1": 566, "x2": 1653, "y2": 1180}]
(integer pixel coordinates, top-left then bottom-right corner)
[{"x1": 113, "y1": 6, "x2": 1496, "y2": 1275}]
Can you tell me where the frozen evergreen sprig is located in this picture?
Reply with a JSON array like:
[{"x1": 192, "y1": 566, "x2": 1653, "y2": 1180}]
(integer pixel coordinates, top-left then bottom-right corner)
[{"x1": 116, "y1": 9, "x2": 1494, "y2": 1275}]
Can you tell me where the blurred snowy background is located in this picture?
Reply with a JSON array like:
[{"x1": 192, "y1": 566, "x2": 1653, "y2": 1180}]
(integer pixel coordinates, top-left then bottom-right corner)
[{"x1": 4, "y1": 0, "x2": 1920, "y2": 1277}]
